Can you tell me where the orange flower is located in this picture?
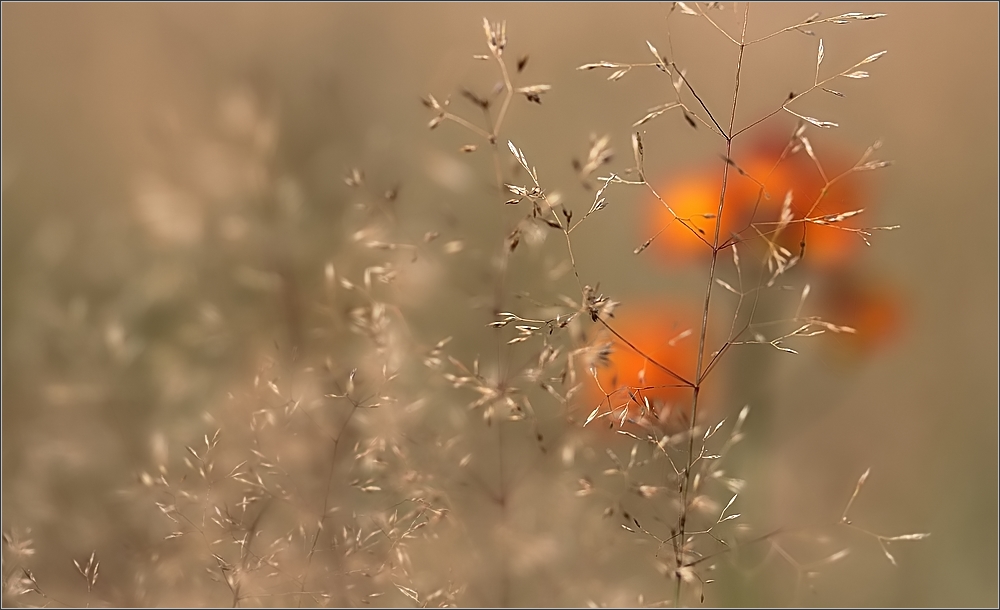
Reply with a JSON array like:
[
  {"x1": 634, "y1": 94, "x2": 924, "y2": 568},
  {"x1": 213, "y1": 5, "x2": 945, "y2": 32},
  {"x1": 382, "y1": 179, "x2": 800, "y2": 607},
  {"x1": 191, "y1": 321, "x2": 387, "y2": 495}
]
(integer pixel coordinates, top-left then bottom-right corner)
[
  {"x1": 580, "y1": 302, "x2": 709, "y2": 433},
  {"x1": 817, "y1": 270, "x2": 906, "y2": 358},
  {"x1": 642, "y1": 134, "x2": 872, "y2": 269},
  {"x1": 747, "y1": 137, "x2": 870, "y2": 269},
  {"x1": 642, "y1": 163, "x2": 764, "y2": 264}
]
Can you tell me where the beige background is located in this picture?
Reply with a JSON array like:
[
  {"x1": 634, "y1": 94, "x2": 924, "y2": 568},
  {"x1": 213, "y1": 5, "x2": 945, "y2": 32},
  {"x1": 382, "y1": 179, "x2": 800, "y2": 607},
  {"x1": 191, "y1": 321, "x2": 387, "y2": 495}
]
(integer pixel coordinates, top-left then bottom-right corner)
[{"x1": 3, "y1": 3, "x2": 997, "y2": 607}]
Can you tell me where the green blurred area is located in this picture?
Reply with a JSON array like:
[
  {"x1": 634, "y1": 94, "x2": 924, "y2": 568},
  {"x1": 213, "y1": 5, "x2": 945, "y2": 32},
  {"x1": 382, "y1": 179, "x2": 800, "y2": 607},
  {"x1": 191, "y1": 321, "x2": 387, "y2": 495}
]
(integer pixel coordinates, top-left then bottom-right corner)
[{"x1": 2, "y1": 3, "x2": 997, "y2": 607}]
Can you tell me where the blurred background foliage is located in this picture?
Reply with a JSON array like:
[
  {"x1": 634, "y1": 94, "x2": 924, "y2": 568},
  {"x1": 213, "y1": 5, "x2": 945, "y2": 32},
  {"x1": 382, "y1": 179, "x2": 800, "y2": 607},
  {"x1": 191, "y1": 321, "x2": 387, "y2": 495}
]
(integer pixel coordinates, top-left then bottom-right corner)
[{"x1": 2, "y1": 3, "x2": 997, "y2": 607}]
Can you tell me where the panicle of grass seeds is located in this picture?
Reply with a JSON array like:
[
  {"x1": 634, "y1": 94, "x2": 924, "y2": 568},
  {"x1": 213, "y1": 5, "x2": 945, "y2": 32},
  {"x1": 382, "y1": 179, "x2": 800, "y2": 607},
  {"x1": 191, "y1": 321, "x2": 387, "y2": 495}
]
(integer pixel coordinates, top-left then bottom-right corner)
[{"x1": 568, "y1": 6, "x2": 923, "y2": 605}]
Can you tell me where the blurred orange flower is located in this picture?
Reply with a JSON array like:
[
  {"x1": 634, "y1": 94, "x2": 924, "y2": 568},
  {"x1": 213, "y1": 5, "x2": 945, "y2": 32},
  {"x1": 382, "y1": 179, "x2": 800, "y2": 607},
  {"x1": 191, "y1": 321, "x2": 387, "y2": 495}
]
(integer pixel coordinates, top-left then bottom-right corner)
[
  {"x1": 817, "y1": 269, "x2": 906, "y2": 358},
  {"x1": 641, "y1": 162, "x2": 764, "y2": 264},
  {"x1": 580, "y1": 302, "x2": 713, "y2": 433},
  {"x1": 642, "y1": 133, "x2": 873, "y2": 269},
  {"x1": 750, "y1": 136, "x2": 871, "y2": 269}
]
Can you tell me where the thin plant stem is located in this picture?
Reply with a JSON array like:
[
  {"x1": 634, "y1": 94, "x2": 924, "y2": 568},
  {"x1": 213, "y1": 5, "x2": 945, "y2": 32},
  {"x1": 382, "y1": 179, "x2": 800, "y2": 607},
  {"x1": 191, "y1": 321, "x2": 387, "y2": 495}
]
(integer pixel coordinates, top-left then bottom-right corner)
[{"x1": 676, "y1": 4, "x2": 749, "y2": 605}]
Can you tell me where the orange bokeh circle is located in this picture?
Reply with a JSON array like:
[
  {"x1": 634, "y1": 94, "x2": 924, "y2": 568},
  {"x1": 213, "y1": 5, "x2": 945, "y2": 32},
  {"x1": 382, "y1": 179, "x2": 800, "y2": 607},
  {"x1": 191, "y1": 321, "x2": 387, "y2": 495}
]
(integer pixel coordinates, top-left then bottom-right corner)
[
  {"x1": 642, "y1": 136, "x2": 872, "y2": 269},
  {"x1": 579, "y1": 302, "x2": 718, "y2": 433}
]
